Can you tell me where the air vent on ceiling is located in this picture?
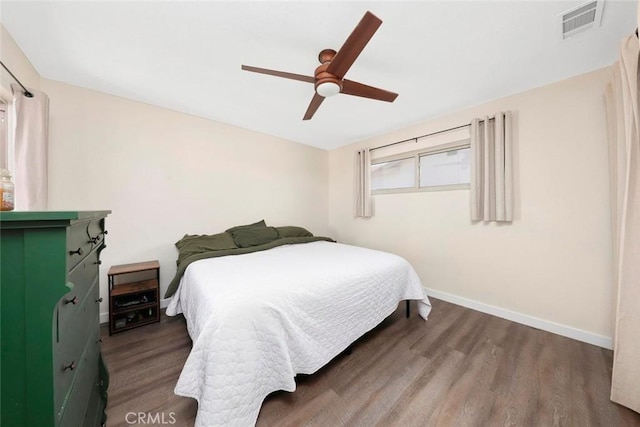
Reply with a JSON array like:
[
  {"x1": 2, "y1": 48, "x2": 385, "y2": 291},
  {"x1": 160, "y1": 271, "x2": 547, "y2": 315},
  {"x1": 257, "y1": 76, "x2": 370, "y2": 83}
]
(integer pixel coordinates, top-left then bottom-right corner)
[{"x1": 559, "y1": 1, "x2": 604, "y2": 40}]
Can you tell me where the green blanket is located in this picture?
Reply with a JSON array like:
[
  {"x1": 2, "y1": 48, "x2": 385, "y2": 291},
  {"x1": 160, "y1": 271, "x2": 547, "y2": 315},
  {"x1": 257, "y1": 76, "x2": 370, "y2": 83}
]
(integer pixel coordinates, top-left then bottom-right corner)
[{"x1": 165, "y1": 236, "x2": 335, "y2": 298}]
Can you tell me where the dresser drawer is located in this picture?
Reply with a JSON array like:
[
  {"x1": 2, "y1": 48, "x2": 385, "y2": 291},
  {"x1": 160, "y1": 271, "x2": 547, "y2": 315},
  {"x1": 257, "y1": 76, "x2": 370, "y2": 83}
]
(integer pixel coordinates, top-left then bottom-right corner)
[
  {"x1": 67, "y1": 221, "x2": 93, "y2": 271},
  {"x1": 66, "y1": 249, "x2": 101, "y2": 309},
  {"x1": 67, "y1": 218, "x2": 107, "y2": 270},
  {"x1": 87, "y1": 218, "x2": 107, "y2": 250},
  {"x1": 54, "y1": 276, "x2": 101, "y2": 418},
  {"x1": 81, "y1": 365, "x2": 107, "y2": 427},
  {"x1": 57, "y1": 325, "x2": 102, "y2": 427}
]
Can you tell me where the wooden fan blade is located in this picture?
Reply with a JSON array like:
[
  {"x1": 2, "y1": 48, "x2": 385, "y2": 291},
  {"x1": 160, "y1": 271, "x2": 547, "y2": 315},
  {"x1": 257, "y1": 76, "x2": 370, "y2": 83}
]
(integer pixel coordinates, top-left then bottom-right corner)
[
  {"x1": 241, "y1": 65, "x2": 315, "y2": 83},
  {"x1": 341, "y1": 79, "x2": 398, "y2": 102},
  {"x1": 303, "y1": 93, "x2": 325, "y2": 120},
  {"x1": 326, "y1": 11, "x2": 382, "y2": 79}
]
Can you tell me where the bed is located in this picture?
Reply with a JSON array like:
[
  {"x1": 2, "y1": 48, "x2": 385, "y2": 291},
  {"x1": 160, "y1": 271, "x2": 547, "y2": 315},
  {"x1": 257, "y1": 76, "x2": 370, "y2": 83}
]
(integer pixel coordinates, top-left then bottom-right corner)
[{"x1": 165, "y1": 228, "x2": 431, "y2": 427}]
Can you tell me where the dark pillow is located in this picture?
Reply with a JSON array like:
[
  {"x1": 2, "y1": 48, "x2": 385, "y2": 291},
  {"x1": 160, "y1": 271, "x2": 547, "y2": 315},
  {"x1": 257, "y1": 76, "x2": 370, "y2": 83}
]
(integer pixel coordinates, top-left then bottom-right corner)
[
  {"x1": 175, "y1": 232, "x2": 237, "y2": 250},
  {"x1": 225, "y1": 219, "x2": 267, "y2": 233},
  {"x1": 175, "y1": 232, "x2": 238, "y2": 265},
  {"x1": 230, "y1": 226, "x2": 279, "y2": 248},
  {"x1": 275, "y1": 226, "x2": 313, "y2": 238}
]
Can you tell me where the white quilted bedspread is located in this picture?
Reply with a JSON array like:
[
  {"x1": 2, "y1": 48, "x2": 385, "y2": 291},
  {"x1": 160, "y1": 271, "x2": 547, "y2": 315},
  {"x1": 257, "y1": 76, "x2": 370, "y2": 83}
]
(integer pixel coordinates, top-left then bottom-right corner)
[{"x1": 166, "y1": 241, "x2": 431, "y2": 426}]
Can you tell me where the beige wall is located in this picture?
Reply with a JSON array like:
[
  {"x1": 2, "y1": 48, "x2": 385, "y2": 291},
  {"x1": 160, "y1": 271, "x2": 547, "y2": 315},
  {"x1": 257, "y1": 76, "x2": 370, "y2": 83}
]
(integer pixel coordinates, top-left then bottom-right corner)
[
  {"x1": 41, "y1": 79, "x2": 329, "y2": 315},
  {"x1": 329, "y1": 67, "x2": 615, "y2": 343},
  {"x1": 0, "y1": 24, "x2": 40, "y2": 97},
  {"x1": 1, "y1": 22, "x2": 329, "y2": 319},
  {"x1": 1, "y1": 21, "x2": 618, "y2": 344}
]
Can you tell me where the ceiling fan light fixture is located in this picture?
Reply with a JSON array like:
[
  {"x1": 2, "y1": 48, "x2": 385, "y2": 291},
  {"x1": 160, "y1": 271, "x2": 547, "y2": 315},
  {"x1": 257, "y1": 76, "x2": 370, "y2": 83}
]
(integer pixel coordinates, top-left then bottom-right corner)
[{"x1": 316, "y1": 81, "x2": 341, "y2": 97}]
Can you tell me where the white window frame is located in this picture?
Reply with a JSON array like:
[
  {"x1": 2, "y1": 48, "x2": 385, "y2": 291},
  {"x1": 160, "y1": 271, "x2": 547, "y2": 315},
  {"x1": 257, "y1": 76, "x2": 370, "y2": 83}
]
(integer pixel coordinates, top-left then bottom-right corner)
[{"x1": 371, "y1": 138, "x2": 471, "y2": 195}]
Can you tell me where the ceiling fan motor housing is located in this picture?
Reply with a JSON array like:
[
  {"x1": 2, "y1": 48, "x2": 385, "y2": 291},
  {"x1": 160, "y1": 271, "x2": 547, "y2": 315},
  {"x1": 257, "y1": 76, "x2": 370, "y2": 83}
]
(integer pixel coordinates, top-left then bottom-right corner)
[{"x1": 315, "y1": 49, "x2": 342, "y2": 97}]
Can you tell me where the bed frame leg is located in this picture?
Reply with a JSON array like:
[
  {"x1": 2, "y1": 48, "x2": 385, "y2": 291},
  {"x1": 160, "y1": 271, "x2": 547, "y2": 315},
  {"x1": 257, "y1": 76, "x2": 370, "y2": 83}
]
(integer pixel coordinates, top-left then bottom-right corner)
[{"x1": 406, "y1": 300, "x2": 410, "y2": 318}]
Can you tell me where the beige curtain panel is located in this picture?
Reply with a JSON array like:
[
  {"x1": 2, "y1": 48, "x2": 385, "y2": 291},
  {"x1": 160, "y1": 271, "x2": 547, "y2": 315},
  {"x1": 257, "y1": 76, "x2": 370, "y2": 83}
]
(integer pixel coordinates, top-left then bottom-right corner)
[
  {"x1": 354, "y1": 148, "x2": 372, "y2": 218},
  {"x1": 605, "y1": 33, "x2": 640, "y2": 414},
  {"x1": 470, "y1": 112, "x2": 513, "y2": 222},
  {"x1": 12, "y1": 84, "x2": 50, "y2": 210}
]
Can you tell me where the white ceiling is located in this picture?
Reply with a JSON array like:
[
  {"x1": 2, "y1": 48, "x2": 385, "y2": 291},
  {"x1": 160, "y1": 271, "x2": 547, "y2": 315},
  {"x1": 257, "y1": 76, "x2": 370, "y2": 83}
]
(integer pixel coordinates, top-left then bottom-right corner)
[{"x1": 1, "y1": 1, "x2": 637, "y2": 150}]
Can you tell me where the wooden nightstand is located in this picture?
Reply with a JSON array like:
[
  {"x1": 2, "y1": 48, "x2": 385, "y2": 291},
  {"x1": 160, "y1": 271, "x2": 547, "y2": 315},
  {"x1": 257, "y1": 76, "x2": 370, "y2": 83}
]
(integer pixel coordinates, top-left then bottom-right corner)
[{"x1": 108, "y1": 260, "x2": 160, "y2": 335}]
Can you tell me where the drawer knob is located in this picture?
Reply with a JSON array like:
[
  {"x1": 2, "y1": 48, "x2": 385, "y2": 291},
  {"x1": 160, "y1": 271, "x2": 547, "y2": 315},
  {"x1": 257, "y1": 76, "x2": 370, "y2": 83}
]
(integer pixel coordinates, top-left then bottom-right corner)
[
  {"x1": 95, "y1": 260, "x2": 102, "y2": 266},
  {"x1": 96, "y1": 297, "x2": 103, "y2": 303},
  {"x1": 96, "y1": 337, "x2": 103, "y2": 344},
  {"x1": 100, "y1": 230, "x2": 108, "y2": 236},
  {"x1": 89, "y1": 236, "x2": 99, "y2": 244},
  {"x1": 62, "y1": 361, "x2": 76, "y2": 371},
  {"x1": 69, "y1": 247, "x2": 83, "y2": 256},
  {"x1": 64, "y1": 296, "x2": 78, "y2": 305}
]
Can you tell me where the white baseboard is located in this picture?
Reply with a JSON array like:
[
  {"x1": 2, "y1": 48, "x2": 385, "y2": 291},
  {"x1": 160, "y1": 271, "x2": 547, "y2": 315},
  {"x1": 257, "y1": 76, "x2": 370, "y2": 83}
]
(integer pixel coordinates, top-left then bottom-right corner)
[
  {"x1": 102, "y1": 292, "x2": 613, "y2": 350},
  {"x1": 424, "y1": 288, "x2": 613, "y2": 350},
  {"x1": 100, "y1": 298, "x2": 171, "y2": 325}
]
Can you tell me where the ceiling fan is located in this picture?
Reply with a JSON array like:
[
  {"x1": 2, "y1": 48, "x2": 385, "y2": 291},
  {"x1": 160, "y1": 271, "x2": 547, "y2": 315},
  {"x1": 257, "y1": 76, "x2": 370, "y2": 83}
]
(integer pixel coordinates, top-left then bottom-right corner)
[{"x1": 241, "y1": 11, "x2": 398, "y2": 120}]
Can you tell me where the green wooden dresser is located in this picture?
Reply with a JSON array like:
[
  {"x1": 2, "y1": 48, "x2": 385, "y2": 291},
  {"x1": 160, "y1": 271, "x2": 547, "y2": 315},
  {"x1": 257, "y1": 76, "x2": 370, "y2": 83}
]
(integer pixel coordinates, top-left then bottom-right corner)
[{"x1": 1, "y1": 211, "x2": 111, "y2": 427}]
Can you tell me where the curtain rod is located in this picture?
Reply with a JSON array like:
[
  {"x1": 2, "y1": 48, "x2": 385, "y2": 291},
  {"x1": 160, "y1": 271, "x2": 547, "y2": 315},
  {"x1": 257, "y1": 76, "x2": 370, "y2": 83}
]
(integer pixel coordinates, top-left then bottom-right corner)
[
  {"x1": 0, "y1": 60, "x2": 33, "y2": 98},
  {"x1": 370, "y1": 116, "x2": 496, "y2": 152},
  {"x1": 370, "y1": 123, "x2": 470, "y2": 152}
]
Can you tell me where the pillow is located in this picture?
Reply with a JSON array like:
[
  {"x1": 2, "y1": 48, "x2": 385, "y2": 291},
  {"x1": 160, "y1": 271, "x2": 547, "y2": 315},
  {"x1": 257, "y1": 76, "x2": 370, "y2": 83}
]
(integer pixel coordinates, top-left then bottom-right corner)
[
  {"x1": 175, "y1": 232, "x2": 237, "y2": 250},
  {"x1": 275, "y1": 226, "x2": 313, "y2": 238},
  {"x1": 175, "y1": 232, "x2": 238, "y2": 265},
  {"x1": 225, "y1": 219, "x2": 267, "y2": 233},
  {"x1": 230, "y1": 226, "x2": 279, "y2": 248}
]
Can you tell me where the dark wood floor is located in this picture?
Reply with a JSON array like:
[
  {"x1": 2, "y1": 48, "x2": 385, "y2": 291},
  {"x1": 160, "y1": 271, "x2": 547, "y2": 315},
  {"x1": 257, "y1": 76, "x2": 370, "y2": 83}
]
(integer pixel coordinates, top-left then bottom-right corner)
[{"x1": 102, "y1": 298, "x2": 640, "y2": 427}]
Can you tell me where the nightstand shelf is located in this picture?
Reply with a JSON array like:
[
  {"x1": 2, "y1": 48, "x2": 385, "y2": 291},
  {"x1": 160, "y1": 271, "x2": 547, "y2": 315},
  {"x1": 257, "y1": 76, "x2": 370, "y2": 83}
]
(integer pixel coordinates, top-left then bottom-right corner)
[{"x1": 108, "y1": 261, "x2": 160, "y2": 335}]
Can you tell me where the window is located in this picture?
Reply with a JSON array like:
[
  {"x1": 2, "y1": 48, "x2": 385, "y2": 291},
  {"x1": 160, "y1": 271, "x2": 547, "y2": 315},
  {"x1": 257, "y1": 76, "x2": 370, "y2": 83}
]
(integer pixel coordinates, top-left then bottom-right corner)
[
  {"x1": 371, "y1": 157, "x2": 415, "y2": 191},
  {"x1": 0, "y1": 98, "x2": 13, "y2": 175},
  {"x1": 419, "y1": 147, "x2": 470, "y2": 187},
  {"x1": 0, "y1": 101, "x2": 7, "y2": 170},
  {"x1": 371, "y1": 140, "x2": 470, "y2": 194}
]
